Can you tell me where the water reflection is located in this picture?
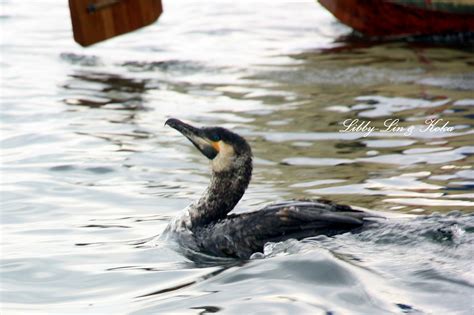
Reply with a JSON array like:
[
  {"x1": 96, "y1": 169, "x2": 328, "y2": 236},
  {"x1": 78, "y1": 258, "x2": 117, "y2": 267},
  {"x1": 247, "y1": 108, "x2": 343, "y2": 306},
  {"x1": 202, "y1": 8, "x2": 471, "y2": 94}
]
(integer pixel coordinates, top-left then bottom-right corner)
[
  {"x1": 63, "y1": 71, "x2": 149, "y2": 111},
  {"x1": 237, "y1": 43, "x2": 474, "y2": 212},
  {"x1": 2, "y1": 0, "x2": 474, "y2": 314}
]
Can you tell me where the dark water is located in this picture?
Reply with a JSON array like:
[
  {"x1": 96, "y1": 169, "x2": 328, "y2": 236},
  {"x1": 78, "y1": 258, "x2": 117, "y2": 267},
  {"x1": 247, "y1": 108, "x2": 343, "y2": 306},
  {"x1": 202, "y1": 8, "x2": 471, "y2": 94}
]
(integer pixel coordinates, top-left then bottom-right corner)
[{"x1": 1, "y1": 1, "x2": 474, "y2": 314}]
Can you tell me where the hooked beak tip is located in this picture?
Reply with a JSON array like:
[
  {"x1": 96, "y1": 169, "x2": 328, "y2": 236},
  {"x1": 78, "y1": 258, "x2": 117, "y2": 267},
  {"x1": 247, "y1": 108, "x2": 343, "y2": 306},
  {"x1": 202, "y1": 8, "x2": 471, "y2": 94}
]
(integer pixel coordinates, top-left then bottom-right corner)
[
  {"x1": 164, "y1": 118, "x2": 179, "y2": 128},
  {"x1": 164, "y1": 118, "x2": 219, "y2": 160}
]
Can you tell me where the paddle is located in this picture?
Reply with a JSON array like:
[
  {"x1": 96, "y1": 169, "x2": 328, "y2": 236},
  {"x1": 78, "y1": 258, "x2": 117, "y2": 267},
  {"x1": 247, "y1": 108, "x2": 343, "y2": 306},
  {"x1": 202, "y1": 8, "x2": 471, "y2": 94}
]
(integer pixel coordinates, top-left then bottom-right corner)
[{"x1": 69, "y1": 0, "x2": 163, "y2": 47}]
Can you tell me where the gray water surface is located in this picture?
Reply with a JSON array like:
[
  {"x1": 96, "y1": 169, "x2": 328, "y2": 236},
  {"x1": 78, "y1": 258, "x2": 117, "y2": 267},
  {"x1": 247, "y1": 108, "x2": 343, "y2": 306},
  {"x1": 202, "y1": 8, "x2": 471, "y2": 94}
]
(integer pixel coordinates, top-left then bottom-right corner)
[{"x1": 1, "y1": 1, "x2": 474, "y2": 314}]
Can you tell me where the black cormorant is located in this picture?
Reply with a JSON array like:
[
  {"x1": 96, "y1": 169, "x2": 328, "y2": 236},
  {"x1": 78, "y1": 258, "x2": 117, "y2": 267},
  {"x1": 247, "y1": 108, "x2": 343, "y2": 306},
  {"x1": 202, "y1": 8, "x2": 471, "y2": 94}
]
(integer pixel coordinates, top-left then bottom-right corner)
[{"x1": 162, "y1": 118, "x2": 376, "y2": 259}]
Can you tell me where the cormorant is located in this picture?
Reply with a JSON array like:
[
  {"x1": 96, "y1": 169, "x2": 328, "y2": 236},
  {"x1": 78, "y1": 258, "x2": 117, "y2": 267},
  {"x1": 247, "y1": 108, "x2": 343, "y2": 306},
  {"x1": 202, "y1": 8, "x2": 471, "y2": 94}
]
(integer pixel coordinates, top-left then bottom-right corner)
[{"x1": 162, "y1": 118, "x2": 376, "y2": 259}]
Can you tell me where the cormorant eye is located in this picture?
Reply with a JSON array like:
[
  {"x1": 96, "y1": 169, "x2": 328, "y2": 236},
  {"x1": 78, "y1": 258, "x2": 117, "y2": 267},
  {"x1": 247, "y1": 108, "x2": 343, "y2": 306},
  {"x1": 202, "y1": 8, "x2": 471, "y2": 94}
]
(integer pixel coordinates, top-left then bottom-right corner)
[{"x1": 209, "y1": 133, "x2": 220, "y2": 142}]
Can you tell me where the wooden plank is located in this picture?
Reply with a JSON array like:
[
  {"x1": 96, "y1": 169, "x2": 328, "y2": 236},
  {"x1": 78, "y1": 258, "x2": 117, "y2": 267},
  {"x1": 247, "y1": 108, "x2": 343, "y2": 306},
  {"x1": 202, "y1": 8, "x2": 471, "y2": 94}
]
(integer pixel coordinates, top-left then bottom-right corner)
[
  {"x1": 318, "y1": 0, "x2": 474, "y2": 37},
  {"x1": 390, "y1": 0, "x2": 474, "y2": 13},
  {"x1": 69, "y1": 0, "x2": 162, "y2": 47}
]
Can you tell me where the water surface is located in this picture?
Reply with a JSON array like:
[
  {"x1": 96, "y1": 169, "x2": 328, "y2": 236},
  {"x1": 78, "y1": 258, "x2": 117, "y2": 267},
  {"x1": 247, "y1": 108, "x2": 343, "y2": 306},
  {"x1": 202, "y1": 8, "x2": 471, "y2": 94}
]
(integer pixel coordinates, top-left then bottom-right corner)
[{"x1": 1, "y1": 0, "x2": 473, "y2": 314}]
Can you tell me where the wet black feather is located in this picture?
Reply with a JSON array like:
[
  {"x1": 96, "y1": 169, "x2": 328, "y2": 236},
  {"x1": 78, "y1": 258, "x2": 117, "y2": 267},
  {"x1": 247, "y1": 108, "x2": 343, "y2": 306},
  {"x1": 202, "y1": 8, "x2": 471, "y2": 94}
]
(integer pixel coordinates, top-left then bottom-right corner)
[{"x1": 165, "y1": 119, "x2": 378, "y2": 259}]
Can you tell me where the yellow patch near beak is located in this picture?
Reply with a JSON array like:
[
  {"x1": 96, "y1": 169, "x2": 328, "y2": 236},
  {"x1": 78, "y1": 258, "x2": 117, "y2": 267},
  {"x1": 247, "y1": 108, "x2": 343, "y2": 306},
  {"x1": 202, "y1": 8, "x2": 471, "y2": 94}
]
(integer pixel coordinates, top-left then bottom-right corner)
[
  {"x1": 211, "y1": 141, "x2": 220, "y2": 152},
  {"x1": 210, "y1": 140, "x2": 235, "y2": 172}
]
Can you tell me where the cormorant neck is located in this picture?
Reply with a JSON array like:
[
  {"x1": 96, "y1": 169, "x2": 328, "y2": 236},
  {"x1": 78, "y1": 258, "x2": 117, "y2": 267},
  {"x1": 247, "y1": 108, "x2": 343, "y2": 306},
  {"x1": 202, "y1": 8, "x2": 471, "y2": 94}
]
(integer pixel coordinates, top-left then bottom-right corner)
[{"x1": 189, "y1": 156, "x2": 252, "y2": 228}]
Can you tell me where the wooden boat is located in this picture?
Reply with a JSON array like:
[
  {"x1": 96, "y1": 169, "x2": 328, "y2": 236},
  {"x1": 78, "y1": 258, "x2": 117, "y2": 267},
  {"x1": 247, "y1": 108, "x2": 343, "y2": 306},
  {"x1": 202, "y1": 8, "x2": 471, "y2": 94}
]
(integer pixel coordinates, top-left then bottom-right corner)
[
  {"x1": 69, "y1": 0, "x2": 162, "y2": 46},
  {"x1": 318, "y1": 0, "x2": 474, "y2": 38}
]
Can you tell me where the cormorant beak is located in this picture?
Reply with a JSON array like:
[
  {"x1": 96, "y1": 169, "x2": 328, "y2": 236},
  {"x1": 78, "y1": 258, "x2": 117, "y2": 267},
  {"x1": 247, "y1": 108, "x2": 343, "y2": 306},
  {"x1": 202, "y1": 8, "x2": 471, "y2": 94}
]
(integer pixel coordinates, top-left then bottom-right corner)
[{"x1": 165, "y1": 118, "x2": 219, "y2": 160}]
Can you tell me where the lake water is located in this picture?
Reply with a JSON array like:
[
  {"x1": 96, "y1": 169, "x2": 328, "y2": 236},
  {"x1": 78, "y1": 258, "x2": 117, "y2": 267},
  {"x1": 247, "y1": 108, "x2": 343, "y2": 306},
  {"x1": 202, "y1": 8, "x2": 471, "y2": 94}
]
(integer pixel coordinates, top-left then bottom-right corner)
[{"x1": 1, "y1": 1, "x2": 474, "y2": 314}]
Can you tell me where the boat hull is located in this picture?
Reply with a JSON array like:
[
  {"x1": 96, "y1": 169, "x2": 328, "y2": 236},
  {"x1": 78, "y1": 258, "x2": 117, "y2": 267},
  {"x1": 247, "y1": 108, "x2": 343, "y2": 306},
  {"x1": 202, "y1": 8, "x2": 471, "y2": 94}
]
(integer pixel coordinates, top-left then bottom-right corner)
[{"x1": 318, "y1": 0, "x2": 474, "y2": 37}]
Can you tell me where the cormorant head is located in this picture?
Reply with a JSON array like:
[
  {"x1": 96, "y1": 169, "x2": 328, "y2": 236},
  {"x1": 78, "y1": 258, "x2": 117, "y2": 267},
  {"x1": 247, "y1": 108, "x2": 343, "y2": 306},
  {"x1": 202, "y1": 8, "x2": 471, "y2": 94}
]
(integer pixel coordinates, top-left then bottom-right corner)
[{"x1": 165, "y1": 118, "x2": 252, "y2": 173}]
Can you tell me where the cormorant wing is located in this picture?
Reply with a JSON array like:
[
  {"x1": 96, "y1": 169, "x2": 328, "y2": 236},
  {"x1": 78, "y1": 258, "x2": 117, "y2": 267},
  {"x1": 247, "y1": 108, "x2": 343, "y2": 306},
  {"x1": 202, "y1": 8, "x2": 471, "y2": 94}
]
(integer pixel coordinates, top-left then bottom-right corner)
[{"x1": 193, "y1": 199, "x2": 378, "y2": 259}]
